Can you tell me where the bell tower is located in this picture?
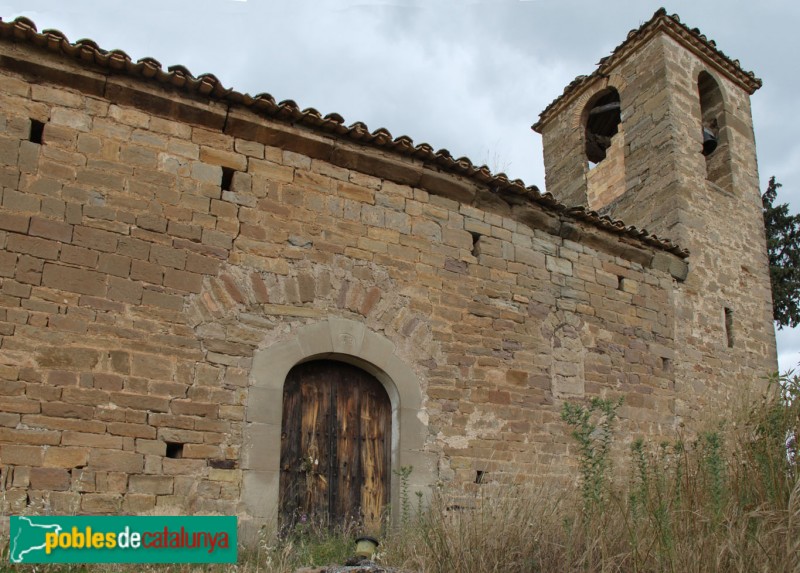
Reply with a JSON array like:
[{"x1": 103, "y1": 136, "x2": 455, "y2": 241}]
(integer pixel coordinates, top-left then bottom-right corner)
[{"x1": 533, "y1": 9, "x2": 777, "y2": 420}]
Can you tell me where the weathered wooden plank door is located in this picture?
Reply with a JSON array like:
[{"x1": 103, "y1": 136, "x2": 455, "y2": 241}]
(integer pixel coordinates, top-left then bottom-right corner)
[{"x1": 279, "y1": 360, "x2": 391, "y2": 531}]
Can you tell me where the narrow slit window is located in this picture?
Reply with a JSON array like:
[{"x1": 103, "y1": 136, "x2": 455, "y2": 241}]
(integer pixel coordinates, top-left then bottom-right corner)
[
  {"x1": 475, "y1": 470, "x2": 485, "y2": 484},
  {"x1": 724, "y1": 307, "x2": 734, "y2": 348},
  {"x1": 662, "y1": 357, "x2": 672, "y2": 373},
  {"x1": 29, "y1": 119, "x2": 45, "y2": 144},
  {"x1": 165, "y1": 442, "x2": 184, "y2": 459},
  {"x1": 470, "y1": 232, "x2": 482, "y2": 257},
  {"x1": 618, "y1": 276, "x2": 626, "y2": 291},
  {"x1": 221, "y1": 167, "x2": 235, "y2": 191}
]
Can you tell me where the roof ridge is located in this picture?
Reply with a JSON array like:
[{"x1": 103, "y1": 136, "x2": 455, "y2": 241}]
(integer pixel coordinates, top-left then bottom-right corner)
[{"x1": 0, "y1": 14, "x2": 689, "y2": 259}]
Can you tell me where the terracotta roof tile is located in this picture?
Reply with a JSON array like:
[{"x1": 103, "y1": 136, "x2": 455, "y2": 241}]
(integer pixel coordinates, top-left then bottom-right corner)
[
  {"x1": 0, "y1": 15, "x2": 689, "y2": 259},
  {"x1": 533, "y1": 8, "x2": 762, "y2": 131}
]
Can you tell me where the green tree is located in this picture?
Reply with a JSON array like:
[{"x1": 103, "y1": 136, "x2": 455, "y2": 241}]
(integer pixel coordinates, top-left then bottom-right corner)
[{"x1": 762, "y1": 176, "x2": 800, "y2": 328}]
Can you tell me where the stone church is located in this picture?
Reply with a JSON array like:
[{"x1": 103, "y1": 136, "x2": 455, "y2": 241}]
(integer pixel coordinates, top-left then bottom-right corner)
[{"x1": 0, "y1": 8, "x2": 777, "y2": 539}]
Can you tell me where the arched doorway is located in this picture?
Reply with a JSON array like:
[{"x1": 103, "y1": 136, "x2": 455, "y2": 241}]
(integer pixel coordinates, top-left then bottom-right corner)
[{"x1": 278, "y1": 360, "x2": 391, "y2": 531}]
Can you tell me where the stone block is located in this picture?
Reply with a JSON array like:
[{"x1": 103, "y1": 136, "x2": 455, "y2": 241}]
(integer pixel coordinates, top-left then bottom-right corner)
[
  {"x1": 200, "y1": 147, "x2": 247, "y2": 171},
  {"x1": 170, "y1": 400, "x2": 218, "y2": 417},
  {"x1": 123, "y1": 493, "x2": 156, "y2": 512},
  {"x1": 111, "y1": 391, "x2": 171, "y2": 412},
  {"x1": 129, "y1": 475, "x2": 174, "y2": 495},
  {"x1": 29, "y1": 467, "x2": 71, "y2": 491},
  {"x1": 163, "y1": 268, "x2": 203, "y2": 293},
  {"x1": 41, "y1": 263, "x2": 106, "y2": 295},
  {"x1": 130, "y1": 259, "x2": 163, "y2": 284},
  {"x1": 72, "y1": 226, "x2": 119, "y2": 253},
  {"x1": 135, "y1": 439, "x2": 166, "y2": 456},
  {"x1": 62, "y1": 431, "x2": 123, "y2": 449},
  {"x1": 545, "y1": 255, "x2": 573, "y2": 276},
  {"x1": 182, "y1": 443, "x2": 221, "y2": 459},
  {"x1": 0, "y1": 396, "x2": 42, "y2": 414},
  {"x1": 7, "y1": 234, "x2": 59, "y2": 260},
  {"x1": 161, "y1": 458, "x2": 207, "y2": 476},
  {"x1": 60, "y1": 244, "x2": 99, "y2": 267},
  {"x1": 89, "y1": 449, "x2": 144, "y2": 473},
  {"x1": 149, "y1": 244, "x2": 187, "y2": 270},
  {"x1": 0, "y1": 213, "x2": 30, "y2": 233},
  {"x1": 107, "y1": 276, "x2": 143, "y2": 303},
  {"x1": 141, "y1": 289, "x2": 184, "y2": 310},
  {"x1": 190, "y1": 161, "x2": 222, "y2": 185},
  {"x1": 0, "y1": 250, "x2": 17, "y2": 277},
  {"x1": 337, "y1": 181, "x2": 374, "y2": 204},
  {"x1": 98, "y1": 253, "x2": 132, "y2": 277},
  {"x1": 0, "y1": 412, "x2": 20, "y2": 427},
  {"x1": 106, "y1": 422, "x2": 157, "y2": 439},
  {"x1": 157, "y1": 428, "x2": 204, "y2": 444},
  {"x1": 0, "y1": 444, "x2": 44, "y2": 465},
  {"x1": 43, "y1": 447, "x2": 89, "y2": 468},
  {"x1": 81, "y1": 493, "x2": 123, "y2": 513}
]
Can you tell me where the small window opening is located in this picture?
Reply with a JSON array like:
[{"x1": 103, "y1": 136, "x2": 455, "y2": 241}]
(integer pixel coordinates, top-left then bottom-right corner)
[
  {"x1": 618, "y1": 276, "x2": 626, "y2": 291},
  {"x1": 475, "y1": 470, "x2": 486, "y2": 484},
  {"x1": 220, "y1": 167, "x2": 235, "y2": 191},
  {"x1": 585, "y1": 89, "x2": 621, "y2": 165},
  {"x1": 165, "y1": 442, "x2": 184, "y2": 459},
  {"x1": 662, "y1": 357, "x2": 672, "y2": 373},
  {"x1": 724, "y1": 307, "x2": 734, "y2": 348},
  {"x1": 29, "y1": 119, "x2": 45, "y2": 144},
  {"x1": 470, "y1": 232, "x2": 482, "y2": 258}
]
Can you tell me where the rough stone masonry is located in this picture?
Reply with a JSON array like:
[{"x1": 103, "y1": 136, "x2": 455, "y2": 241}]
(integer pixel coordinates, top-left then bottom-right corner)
[{"x1": 0, "y1": 8, "x2": 777, "y2": 540}]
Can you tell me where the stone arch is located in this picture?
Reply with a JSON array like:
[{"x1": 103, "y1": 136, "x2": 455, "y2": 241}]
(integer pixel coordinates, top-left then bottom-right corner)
[{"x1": 239, "y1": 317, "x2": 434, "y2": 537}]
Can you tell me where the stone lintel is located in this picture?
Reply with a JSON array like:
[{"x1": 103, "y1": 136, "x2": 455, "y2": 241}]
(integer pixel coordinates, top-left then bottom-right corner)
[
  {"x1": 331, "y1": 144, "x2": 422, "y2": 187},
  {"x1": 105, "y1": 76, "x2": 227, "y2": 131},
  {"x1": 226, "y1": 108, "x2": 336, "y2": 161},
  {"x1": 0, "y1": 45, "x2": 106, "y2": 98}
]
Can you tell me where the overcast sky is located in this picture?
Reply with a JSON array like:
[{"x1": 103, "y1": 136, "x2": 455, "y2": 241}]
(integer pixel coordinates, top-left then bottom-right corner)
[{"x1": 4, "y1": 0, "x2": 799, "y2": 373}]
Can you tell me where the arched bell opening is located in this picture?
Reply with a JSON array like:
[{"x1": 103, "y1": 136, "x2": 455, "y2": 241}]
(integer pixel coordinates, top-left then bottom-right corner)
[
  {"x1": 698, "y1": 71, "x2": 732, "y2": 191},
  {"x1": 584, "y1": 88, "x2": 622, "y2": 166}
]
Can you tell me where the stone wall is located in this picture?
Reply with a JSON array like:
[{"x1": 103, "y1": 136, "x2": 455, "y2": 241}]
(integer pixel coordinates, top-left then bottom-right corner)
[{"x1": 0, "y1": 23, "x2": 771, "y2": 535}]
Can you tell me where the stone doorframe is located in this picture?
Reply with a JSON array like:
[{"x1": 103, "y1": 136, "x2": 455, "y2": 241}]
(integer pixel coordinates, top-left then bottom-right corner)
[{"x1": 240, "y1": 318, "x2": 433, "y2": 537}]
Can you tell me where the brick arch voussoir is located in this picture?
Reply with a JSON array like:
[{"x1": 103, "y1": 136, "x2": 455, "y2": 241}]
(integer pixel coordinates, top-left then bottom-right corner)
[
  {"x1": 570, "y1": 76, "x2": 626, "y2": 130},
  {"x1": 185, "y1": 259, "x2": 438, "y2": 369}
]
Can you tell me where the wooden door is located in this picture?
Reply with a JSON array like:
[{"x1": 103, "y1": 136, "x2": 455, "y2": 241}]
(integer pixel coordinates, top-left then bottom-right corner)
[{"x1": 279, "y1": 360, "x2": 391, "y2": 531}]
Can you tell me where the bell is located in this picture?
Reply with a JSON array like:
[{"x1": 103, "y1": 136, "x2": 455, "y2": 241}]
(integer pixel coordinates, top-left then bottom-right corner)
[{"x1": 702, "y1": 127, "x2": 718, "y2": 156}]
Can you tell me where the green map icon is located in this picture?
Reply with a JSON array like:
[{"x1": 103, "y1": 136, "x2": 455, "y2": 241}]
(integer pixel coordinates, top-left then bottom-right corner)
[{"x1": 9, "y1": 516, "x2": 63, "y2": 563}]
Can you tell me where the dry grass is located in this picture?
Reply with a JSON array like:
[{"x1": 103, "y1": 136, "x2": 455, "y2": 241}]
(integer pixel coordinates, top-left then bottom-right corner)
[
  {"x1": 382, "y1": 372, "x2": 800, "y2": 573},
  {"x1": 2, "y1": 372, "x2": 798, "y2": 573}
]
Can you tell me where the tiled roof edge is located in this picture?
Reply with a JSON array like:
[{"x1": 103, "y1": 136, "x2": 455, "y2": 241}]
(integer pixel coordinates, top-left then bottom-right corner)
[
  {"x1": 0, "y1": 15, "x2": 689, "y2": 260},
  {"x1": 533, "y1": 8, "x2": 762, "y2": 131}
]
